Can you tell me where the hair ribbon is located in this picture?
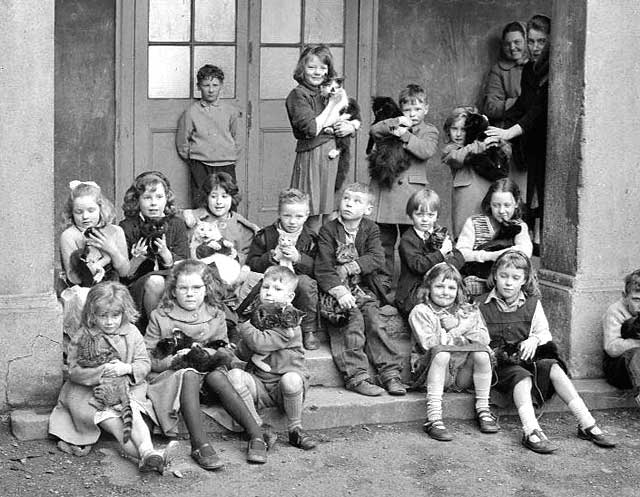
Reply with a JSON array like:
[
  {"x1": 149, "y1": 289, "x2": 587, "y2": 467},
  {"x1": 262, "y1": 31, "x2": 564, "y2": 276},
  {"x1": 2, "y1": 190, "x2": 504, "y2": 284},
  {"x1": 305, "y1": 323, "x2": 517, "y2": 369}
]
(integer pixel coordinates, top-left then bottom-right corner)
[{"x1": 69, "y1": 180, "x2": 100, "y2": 190}]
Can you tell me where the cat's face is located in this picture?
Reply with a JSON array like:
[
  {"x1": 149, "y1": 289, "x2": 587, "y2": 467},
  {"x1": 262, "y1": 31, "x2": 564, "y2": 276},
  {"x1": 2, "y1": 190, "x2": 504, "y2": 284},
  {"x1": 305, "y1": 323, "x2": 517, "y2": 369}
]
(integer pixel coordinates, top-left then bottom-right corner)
[
  {"x1": 320, "y1": 77, "x2": 344, "y2": 98},
  {"x1": 335, "y1": 241, "x2": 358, "y2": 264},
  {"x1": 195, "y1": 222, "x2": 221, "y2": 243}
]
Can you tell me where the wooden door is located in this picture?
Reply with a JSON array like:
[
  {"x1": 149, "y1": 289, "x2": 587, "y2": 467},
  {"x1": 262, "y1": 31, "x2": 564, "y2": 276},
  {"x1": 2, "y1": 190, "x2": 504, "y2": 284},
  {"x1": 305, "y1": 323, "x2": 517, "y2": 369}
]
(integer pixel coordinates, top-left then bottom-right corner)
[{"x1": 245, "y1": 0, "x2": 360, "y2": 226}]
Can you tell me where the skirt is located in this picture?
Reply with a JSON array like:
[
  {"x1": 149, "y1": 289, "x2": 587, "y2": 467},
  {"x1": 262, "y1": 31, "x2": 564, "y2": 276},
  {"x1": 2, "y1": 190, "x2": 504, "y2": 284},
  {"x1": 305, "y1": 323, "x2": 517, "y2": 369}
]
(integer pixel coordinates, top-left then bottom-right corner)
[
  {"x1": 290, "y1": 141, "x2": 339, "y2": 216},
  {"x1": 411, "y1": 344, "x2": 491, "y2": 391}
]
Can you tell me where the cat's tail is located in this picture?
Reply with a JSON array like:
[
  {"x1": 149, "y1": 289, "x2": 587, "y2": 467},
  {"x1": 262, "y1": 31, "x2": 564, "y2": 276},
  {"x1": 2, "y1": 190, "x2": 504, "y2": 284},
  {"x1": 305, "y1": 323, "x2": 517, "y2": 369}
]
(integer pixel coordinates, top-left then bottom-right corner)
[{"x1": 121, "y1": 399, "x2": 133, "y2": 444}]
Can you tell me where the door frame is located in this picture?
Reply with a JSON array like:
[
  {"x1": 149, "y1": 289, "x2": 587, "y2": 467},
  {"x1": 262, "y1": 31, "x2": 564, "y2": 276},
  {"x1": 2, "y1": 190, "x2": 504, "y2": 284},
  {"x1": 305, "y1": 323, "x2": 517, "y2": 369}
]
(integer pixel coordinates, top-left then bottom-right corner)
[{"x1": 115, "y1": 0, "x2": 379, "y2": 215}]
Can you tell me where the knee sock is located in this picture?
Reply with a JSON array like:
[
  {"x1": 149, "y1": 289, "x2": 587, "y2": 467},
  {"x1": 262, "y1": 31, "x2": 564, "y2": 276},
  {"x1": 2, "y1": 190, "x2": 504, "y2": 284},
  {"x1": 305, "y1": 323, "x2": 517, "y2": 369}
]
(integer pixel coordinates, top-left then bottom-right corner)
[
  {"x1": 233, "y1": 381, "x2": 263, "y2": 428},
  {"x1": 518, "y1": 404, "x2": 541, "y2": 435},
  {"x1": 283, "y1": 388, "x2": 304, "y2": 432},
  {"x1": 473, "y1": 371, "x2": 492, "y2": 412},
  {"x1": 206, "y1": 373, "x2": 262, "y2": 439},
  {"x1": 426, "y1": 365, "x2": 446, "y2": 421},
  {"x1": 567, "y1": 397, "x2": 598, "y2": 432}
]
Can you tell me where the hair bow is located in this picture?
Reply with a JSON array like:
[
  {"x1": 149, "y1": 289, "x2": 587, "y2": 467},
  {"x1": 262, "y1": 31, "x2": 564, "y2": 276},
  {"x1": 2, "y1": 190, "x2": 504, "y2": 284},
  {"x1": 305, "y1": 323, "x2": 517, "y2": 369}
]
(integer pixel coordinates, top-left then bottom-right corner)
[{"x1": 69, "y1": 180, "x2": 100, "y2": 190}]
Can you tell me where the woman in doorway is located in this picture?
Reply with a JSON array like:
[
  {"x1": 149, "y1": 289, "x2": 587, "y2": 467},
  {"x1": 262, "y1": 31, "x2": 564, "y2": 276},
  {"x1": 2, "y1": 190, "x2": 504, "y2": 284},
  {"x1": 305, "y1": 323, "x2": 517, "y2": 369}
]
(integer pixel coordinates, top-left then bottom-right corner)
[{"x1": 485, "y1": 14, "x2": 551, "y2": 255}]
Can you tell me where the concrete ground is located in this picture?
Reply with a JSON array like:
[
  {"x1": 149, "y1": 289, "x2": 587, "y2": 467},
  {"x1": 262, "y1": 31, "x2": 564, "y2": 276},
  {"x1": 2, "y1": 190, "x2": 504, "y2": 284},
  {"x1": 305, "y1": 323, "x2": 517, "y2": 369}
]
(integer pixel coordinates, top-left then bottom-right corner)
[{"x1": 3, "y1": 408, "x2": 640, "y2": 497}]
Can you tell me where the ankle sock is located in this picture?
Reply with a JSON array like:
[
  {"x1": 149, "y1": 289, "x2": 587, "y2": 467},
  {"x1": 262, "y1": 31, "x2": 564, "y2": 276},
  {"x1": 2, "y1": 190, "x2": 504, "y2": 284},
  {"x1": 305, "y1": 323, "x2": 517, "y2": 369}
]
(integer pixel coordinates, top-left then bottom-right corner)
[
  {"x1": 518, "y1": 404, "x2": 541, "y2": 435},
  {"x1": 426, "y1": 392, "x2": 443, "y2": 422},
  {"x1": 567, "y1": 397, "x2": 598, "y2": 432},
  {"x1": 283, "y1": 388, "x2": 304, "y2": 432},
  {"x1": 473, "y1": 371, "x2": 492, "y2": 412}
]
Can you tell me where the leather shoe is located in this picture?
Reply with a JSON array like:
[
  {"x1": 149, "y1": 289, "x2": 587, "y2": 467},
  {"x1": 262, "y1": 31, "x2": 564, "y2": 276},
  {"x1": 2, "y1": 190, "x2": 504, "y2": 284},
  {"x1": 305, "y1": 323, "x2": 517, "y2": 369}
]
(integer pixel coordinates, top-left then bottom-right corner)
[
  {"x1": 246, "y1": 438, "x2": 268, "y2": 464},
  {"x1": 303, "y1": 331, "x2": 319, "y2": 350},
  {"x1": 191, "y1": 443, "x2": 224, "y2": 470},
  {"x1": 577, "y1": 425, "x2": 616, "y2": 448},
  {"x1": 476, "y1": 409, "x2": 499, "y2": 433},
  {"x1": 348, "y1": 380, "x2": 385, "y2": 397},
  {"x1": 384, "y1": 377, "x2": 407, "y2": 396},
  {"x1": 423, "y1": 420, "x2": 453, "y2": 441},
  {"x1": 139, "y1": 450, "x2": 166, "y2": 474},
  {"x1": 288, "y1": 428, "x2": 317, "y2": 450},
  {"x1": 521, "y1": 429, "x2": 558, "y2": 454}
]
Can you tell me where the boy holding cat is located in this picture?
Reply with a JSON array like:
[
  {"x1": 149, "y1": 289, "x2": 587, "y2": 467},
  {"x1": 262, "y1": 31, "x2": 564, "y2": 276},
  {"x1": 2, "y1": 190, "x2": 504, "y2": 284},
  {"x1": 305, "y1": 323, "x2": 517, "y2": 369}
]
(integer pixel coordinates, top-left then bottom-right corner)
[
  {"x1": 246, "y1": 189, "x2": 320, "y2": 350},
  {"x1": 315, "y1": 183, "x2": 406, "y2": 397}
]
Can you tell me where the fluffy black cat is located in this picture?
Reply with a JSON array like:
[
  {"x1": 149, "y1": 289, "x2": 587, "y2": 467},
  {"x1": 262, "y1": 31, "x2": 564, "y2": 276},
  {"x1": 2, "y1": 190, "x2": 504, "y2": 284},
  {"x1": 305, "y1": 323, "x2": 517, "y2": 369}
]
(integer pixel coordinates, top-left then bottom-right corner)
[
  {"x1": 463, "y1": 113, "x2": 510, "y2": 182},
  {"x1": 153, "y1": 328, "x2": 234, "y2": 373},
  {"x1": 366, "y1": 96, "x2": 410, "y2": 189}
]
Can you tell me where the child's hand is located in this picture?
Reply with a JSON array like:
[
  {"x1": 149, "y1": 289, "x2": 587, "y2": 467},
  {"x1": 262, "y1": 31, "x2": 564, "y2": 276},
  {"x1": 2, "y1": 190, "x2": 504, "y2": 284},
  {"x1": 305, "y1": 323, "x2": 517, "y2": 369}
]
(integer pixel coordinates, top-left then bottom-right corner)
[
  {"x1": 397, "y1": 116, "x2": 413, "y2": 128},
  {"x1": 334, "y1": 120, "x2": 356, "y2": 137},
  {"x1": 440, "y1": 314, "x2": 459, "y2": 331},
  {"x1": 279, "y1": 245, "x2": 300, "y2": 263},
  {"x1": 92, "y1": 266, "x2": 106, "y2": 283},
  {"x1": 337, "y1": 293, "x2": 356, "y2": 310},
  {"x1": 392, "y1": 126, "x2": 408, "y2": 137},
  {"x1": 335, "y1": 264, "x2": 349, "y2": 282},
  {"x1": 519, "y1": 336, "x2": 539, "y2": 361},
  {"x1": 175, "y1": 348, "x2": 191, "y2": 356},
  {"x1": 131, "y1": 239, "x2": 148, "y2": 258},
  {"x1": 87, "y1": 229, "x2": 117, "y2": 257},
  {"x1": 439, "y1": 236, "x2": 453, "y2": 255},
  {"x1": 154, "y1": 235, "x2": 172, "y2": 264},
  {"x1": 103, "y1": 360, "x2": 132, "y2": 377}
]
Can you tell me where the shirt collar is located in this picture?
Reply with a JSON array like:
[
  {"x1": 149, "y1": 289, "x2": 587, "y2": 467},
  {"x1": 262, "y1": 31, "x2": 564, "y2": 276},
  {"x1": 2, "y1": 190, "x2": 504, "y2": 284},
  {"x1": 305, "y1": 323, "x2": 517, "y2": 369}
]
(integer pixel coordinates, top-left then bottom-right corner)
[
  {"x1": 200, "y1": 99, "x2": 220, "y2": 109},
  {"x1": 484, "y1": 288, "x2": 526, "y2": 307},
  {"x1": 337, "y1": 216, "x2": 360, "y2": 239}
]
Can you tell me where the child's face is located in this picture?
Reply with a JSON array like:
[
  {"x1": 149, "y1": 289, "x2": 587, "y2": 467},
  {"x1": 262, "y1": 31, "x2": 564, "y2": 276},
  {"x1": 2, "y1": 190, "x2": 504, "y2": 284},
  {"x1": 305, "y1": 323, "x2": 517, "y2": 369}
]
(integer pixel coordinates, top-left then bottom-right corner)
[
  {"x1": 339, "y1": 190, "x2": 372, "y2": 222},
  {"x1": 207, "y1": 186, "x2": 233, "y2": 218},
  {"x1": 490, "y1": 191, "x2": 516, "y2": 223},
  {"x1": 623, "y1": 291, "x2": 640, "y2": 316},
  {"x1": 174, "y1": 273, "x2": 206, "y2": 311},
  {"x1": 198, "y1": 77, "x2": 222, "y2": 103},
  {"x1": 260, "y1": 277, "x2": 295, "y2": 306},
  {"x1": 411, "y1": 207, "x2": 438, "y2": 233},
  {"x1": 429, "y1": 275, "x2": 458, "y2": 309},
  {"x1": 72, "y1": 195, "x2": 101, "y2": 230},
  {"x1": 139, "y1": 183, "x2": 167, "y2": 218},
  {"x1": 95, "y1": 305, "x2": 123, "y2": 335},
  {"x1": 449, "y1": 118, "x2": 466, "y2": 145},
  {"x1": 279, "y1": 202, "x2": 309, "y2": 233},
  {"x1": 494, "y1": 264, "x2": 526, "y2": 304},
  {"x1": 401, "y1": 100, "x2": 428, "y2": 127},
  {"x1": 303, "y1": 55, "x2": 328, "y2": 87}
]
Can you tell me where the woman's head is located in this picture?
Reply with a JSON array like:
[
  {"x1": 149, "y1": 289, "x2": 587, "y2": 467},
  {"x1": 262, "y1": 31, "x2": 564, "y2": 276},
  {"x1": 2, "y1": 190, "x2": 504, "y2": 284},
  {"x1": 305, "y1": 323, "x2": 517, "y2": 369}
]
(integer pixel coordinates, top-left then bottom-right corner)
[
  {"x1": 122, "y1": 171, "x2": 177, "y2": 218},
  {"x1": 443, "y1": 106, "x2": 476, "y2": 145},
  {"x1": 64, "y1": 180, "x2": 115, "y2": 230},
  {"x1": 481, "y1": 178, "x2": 523, "y2": 222},
  {"x1": 527, "y1": 14, "x2": 551, "y2": 65},
  {"x1": 162, "y1": 259, "x2": 224, "y2": 311},
  {"x1": 82, "y1": 281, "x2": 139, "y2": 332},
  {"x1": 501, "y1": 21, "x2": 527, "y2": 63},
  {"x1": 200, "y1": 172, "x2": 241, "y2": 217},
  {"x1": 293, "y1": 44, "x2": 337, "y2": 86},
  {"x1": 420, "y1": 262, "x2": 466, "y2": 308},
  {"x1": 487, "y1": 250, "x2": 539, "y2": 301}
]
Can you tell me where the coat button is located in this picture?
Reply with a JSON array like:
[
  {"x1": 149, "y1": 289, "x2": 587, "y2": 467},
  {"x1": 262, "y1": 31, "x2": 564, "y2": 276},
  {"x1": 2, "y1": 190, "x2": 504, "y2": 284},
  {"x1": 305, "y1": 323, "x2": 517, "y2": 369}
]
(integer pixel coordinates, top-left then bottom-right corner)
[{"x1": 397, "y1": 179, "x2": 403, "y2": 185}]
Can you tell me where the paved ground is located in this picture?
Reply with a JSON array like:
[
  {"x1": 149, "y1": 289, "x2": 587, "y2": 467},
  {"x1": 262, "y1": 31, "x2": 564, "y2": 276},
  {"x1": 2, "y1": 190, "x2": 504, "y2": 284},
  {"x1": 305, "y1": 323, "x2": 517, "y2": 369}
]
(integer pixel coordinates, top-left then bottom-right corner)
[{"x1": 3, "y1": 408, "x2": 640, "y2": 497}]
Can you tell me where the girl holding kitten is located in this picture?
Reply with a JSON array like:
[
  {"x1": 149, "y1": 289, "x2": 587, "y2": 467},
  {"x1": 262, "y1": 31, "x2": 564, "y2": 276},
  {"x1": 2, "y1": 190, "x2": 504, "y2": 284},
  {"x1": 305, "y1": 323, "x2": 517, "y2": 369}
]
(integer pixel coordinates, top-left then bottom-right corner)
[
  {"x1": 145, "y1": 260, "x2": 272, "y2": 468},
  {"x1": 286, "y1": 44, "x2": 357, "y2": 231}
]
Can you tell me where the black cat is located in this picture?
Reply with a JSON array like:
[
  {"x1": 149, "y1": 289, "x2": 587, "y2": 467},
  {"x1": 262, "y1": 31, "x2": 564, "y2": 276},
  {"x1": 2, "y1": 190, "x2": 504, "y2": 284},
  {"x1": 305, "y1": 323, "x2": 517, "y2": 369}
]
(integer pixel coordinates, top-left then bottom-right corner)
[
  {"x1": 153, "y1": 328, "x2": 234, "y2": 373},
  {"x1": 463, "y1": 113, "x2": 510, "y2": 182}
]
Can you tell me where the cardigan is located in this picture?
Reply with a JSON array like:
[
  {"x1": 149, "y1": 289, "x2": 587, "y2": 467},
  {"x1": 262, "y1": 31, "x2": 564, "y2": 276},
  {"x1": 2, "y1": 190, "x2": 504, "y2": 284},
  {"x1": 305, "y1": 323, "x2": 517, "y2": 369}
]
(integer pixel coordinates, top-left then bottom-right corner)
[{"x1": 246, "y1": 223, "x2": 317, "y2": 276}]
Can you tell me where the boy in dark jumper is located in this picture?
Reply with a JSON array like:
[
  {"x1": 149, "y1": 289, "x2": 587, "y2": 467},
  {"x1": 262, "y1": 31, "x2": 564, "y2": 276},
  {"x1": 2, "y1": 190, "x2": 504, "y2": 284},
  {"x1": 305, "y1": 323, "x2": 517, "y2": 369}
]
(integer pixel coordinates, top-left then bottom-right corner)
[{"x1": 315, "y1": 183, "x2": 406, "y2": 396}]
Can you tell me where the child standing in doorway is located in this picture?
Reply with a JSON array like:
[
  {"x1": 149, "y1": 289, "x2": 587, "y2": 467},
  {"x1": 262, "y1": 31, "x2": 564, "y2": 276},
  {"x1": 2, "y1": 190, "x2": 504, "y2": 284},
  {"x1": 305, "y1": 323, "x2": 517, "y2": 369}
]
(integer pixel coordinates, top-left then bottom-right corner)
[
  {"x1": 176, "y1": 64, "x2": 240, "y2": 206},
  {"x1": 286, "y1": 44, "x2": 357, "y2": 232},
  {"x1": 368, "y1": 84, "x2": 439, "y2": 275}
]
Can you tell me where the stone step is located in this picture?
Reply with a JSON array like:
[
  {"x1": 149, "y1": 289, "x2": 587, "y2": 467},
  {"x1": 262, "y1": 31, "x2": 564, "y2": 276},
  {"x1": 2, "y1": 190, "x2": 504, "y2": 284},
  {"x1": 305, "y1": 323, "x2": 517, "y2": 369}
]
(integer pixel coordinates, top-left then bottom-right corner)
[{"x1": 11, "y1": 379, "x2": 636, "y2": 440}]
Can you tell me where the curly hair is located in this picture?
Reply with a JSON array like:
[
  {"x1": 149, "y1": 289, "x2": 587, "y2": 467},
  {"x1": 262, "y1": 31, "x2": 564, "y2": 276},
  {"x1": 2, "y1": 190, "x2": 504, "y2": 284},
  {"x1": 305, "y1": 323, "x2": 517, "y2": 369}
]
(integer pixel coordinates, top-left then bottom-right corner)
[
  {"x1": 199, "y1": 171, "x2": 241, "y2": 212},
  {"x1": 486, "y1": 250, "x2": 540, "y2": 298},
  {"x1": 197, "y1": 64, "x2": 224, "y2": 84},
  {"x1": 62, "y1": 181, "x2": 116, "y2": 229},
  {"x1": 121, "y1": 171, "x2": 178, "y2": 218},
  {"x1": 160, "y1": 259, "x2": 225, "y2": 310},
  {"x1": 82, "y1": 281, "x2": 139, "y2": 330},
  {"x1": 417, "y1": 262, "x2": 467, "y2": 306},
  {"x1": 293, "y1": 44, "x2": 337, "y2": 84},
  {"x1": 480, "y1": 178, "x2": 523, "y2": 220}
]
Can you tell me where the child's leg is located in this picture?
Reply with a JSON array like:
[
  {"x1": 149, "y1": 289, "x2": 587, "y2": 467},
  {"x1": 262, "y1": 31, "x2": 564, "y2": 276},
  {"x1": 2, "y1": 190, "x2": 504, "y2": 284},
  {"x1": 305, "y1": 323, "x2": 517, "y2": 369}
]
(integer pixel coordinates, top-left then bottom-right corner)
[
  {"x1": 99, "y1": 407, "x2": 152, "y2": 462},
  {"x1": 280, "y1": 372, "x2": 317, "y2": 450},
  {"x1": 293, "y1": 275, "x2": 319, "y2": 350},
  {"x1": 143, "y1": 275, "x2": 165, "y2": 316},
  {"x1": 425, "y1": 352, "x2": 450, "y2": 423},
  {"x1": 377, "y1": 223, "x2": 398, "y2": 276},
  {"x1": 470, "y1": 352, "x2": 499, "y2": 433},
  {"x1": 513, "y1": 376, "x2": 541, "y2": 435}
]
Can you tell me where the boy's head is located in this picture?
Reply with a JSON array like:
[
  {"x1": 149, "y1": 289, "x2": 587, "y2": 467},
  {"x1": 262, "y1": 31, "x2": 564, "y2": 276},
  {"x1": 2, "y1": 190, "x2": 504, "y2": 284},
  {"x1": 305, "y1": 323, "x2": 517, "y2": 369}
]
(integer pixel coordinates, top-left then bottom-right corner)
[
  {"x1": 260, "y1": 266, "x2": 298, "y2": 305},
  {"x1": 398, "y1": 84, "x2": 429, "y2": 127},
  {"x1": 197, "y1": 64, "x2": 225, "y2": 104},
  {"x1": 623, "y1": 269, "x2": 640, "y2": 316},
  {"x1": 339, "y1": 183, "x2": 373, "y2": 222},
  {"x1": 278, "y1": 188, "x2": 310, "y2": 233},
  {"x1": 406, "y1": 188, "x2": 440, "y2": 233}
]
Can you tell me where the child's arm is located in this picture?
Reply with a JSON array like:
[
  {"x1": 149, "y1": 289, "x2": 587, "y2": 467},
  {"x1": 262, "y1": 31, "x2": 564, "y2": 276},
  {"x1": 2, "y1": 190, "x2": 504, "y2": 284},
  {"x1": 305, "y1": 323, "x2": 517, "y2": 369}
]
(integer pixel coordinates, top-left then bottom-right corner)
[
  {"x1": 401, "y1": 123, "x2": 439, "y2": 161},
  {"x1": 398, "y1": 232, "x2": 445, "y2": 276},
  {"x1": 603, "y1": 303, "x2": 640, "y2": 357},
  {"x1": 60, "y1": 229, "x2": 81, "y2": 284},
  {"x1": 238, "y1": 320, "x2": 294, "y2": 354},
  {"x1": 175, "y1": 108, "x2": 193, "y2": 161},
  {"x1": 286, "y1": 87, "x2": 341, "y2": 139},
  {"x1": 87, "y1": 226, "x2": 130, "y2": 277},
  {"x1": 67, "y1": 335, "x2": 111, "y2": 386},
  {"x1": 408, "y1": 305, "x2": 444, "y2": 353},
  {"x1": 442, "y1": 142, "x2": 485, "y2": 170},
  {"x1": 353, "y1": 222, "x2": 386, "y2": 277},
  {"x1": 293, "y1": 232, "x2": 317, "y2": 276},
  {"x1": 127, "y1": 328, "x2": 152, "y2": 383},
  {"x1": 520, "y1": 301, "x2": 553, "y2": 360},
  {"x1": 144, "y1": 313, "x2": 175, "y2": 372},
  {"x1": 246, "y1": 229, "x2": 275, "y2": 273},
  {"x1": 446, "y1": 308, "x2": 490, "y2": 346}
]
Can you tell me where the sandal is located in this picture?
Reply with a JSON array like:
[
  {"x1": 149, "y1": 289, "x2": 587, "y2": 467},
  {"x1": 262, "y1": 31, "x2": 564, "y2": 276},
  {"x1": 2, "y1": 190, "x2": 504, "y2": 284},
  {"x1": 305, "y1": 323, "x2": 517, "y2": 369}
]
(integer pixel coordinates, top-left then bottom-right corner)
[
  {"x1": 476, "y1": 409, "x2": 499, "y2": 434},
  {"x1": 423, "y1": 419, "x2": 453, "y2": 442}
]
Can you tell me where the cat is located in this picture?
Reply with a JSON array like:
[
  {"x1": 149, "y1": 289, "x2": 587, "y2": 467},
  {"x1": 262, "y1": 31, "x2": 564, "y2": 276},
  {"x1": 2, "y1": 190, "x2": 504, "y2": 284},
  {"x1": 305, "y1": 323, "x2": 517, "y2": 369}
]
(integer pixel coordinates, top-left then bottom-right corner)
[
  {"x1": 153, "y1": 328, "x2": 234, "y2": 373},
  {"x1": 462, "y1": 113, "x2": 510, "y2": 182},
  {"x1": 366, "y1": 96, "x2": 411, "y2": 189},
  {"x1": 192, "y1": 222, "x2": 238, "y2": 261},
  {"x1": 272, "y1": 231, "x2": 297, "y2": 270},
  {"x1": 130, "y1": 217, "x2": 169, "y2": 279},
  {"x1": 70, "y1": 227, "x2": 111, "y2": 287},
  {"x1": 320, "y1": 77, "x2": 362, "y2": 192},
  {"x1": 75, "y1": 330, "x2": 133, "y2": 443}
]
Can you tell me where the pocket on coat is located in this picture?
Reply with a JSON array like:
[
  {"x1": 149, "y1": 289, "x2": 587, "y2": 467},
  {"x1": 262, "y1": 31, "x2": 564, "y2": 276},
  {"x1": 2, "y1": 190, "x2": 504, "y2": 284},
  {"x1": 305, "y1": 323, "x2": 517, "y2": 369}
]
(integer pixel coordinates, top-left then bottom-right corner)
[{"x1": 408, "y1": 175, "x2": 428, "y2": 185}]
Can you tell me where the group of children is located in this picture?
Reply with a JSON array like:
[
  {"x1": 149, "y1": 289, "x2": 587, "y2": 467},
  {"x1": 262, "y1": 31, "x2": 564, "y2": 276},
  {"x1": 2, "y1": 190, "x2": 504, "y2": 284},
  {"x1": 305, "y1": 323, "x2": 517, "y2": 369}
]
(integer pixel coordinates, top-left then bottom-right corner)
[{"x1": 50, "y1": 40, "x2": 636, "y2": 475}]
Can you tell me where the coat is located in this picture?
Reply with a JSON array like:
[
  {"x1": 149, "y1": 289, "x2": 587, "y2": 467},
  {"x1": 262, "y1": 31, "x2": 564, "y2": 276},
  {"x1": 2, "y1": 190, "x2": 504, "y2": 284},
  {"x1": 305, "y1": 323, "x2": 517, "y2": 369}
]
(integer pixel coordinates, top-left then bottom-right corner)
[
  {"x1": 246, "y1": 223, "x2": 317, "y2": 276},
  {"x1": 368, "y1": 120, "x2": 439, "y2": 224},
  {"x1": 483, "y1": 58, "x2": 526, "y2": 127},
  {"x1": 48, "y1": 323, "x2": 154, "y2": 446}
]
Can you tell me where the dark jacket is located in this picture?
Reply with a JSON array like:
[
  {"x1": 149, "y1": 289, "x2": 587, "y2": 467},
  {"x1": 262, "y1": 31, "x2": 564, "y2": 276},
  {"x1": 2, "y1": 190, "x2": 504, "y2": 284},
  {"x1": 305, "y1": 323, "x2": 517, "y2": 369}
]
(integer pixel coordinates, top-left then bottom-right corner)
[
  {"x1": 395, "y1": 227, "x2": 465, "y2": 315},
  {"x1": 246, "y1": 223, "x2": 318, "y2": 276},
  {"x1": 285, "y1": 82, "x2": 334, "y2": 153},
  {"x1": 314, "y1": 217, "x2": 385, "y2": 293}
]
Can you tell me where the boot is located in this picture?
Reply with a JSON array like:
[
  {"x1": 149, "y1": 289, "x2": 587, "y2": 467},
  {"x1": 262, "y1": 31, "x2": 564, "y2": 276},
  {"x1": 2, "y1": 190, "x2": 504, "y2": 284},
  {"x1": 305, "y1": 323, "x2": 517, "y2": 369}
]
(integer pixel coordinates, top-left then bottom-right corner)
[{"x1": 303, "y1": 331, "x2": 319, "y2": 350}]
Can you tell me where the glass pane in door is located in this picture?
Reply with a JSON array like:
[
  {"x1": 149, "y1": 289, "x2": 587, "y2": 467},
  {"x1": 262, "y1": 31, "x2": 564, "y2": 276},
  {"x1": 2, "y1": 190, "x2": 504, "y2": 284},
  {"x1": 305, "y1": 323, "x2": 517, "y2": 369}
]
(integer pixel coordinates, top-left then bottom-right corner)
[
  {"x1": 261, "y1": 0, "x2": 301, "y2": 43},
  {"x1": 260, "y1": 47, "x2": 300, "y2": 99},
  {"x1": 148, "y1": 45, "x2": 190, "y2": 98},
  {"x1": 149, "y1": 0, "x2": 191, "y2": 41},
  {"x1": 195, "y1": 0, "x2": 236, "y2": 42},
  {"x1": 304, "y1": 0, "x2": 344, "y2": 43}
]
